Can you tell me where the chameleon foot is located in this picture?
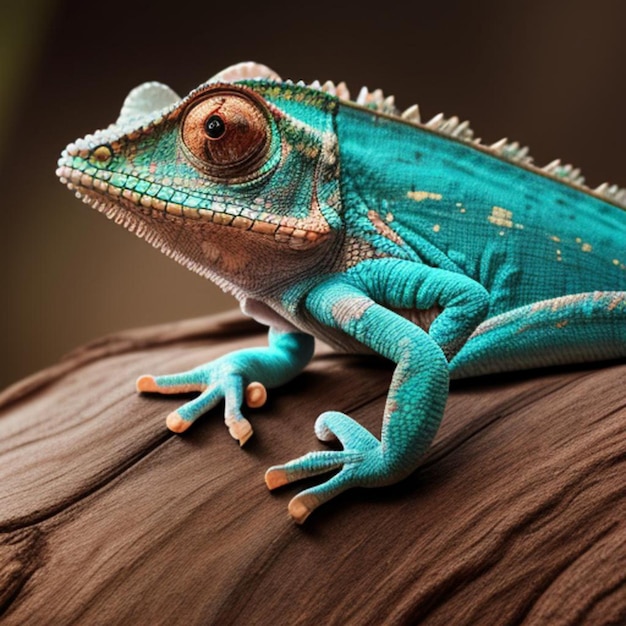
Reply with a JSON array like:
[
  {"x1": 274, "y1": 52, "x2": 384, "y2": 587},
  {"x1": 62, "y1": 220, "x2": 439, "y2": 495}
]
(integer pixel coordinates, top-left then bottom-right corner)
[
  {"x1": 136, "y1": 365, "x2": 259, "y2": 445},
  {"x1": 265, "y1": 411, "x2": 389, "y2": 523},
  {"x1": 135, "y1": 332, "x2": 313, "y2": 446}
]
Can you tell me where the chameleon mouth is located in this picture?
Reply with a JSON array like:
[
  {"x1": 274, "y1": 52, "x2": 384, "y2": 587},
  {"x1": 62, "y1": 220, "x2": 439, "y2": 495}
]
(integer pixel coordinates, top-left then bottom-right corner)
[{"x1": 56, "y1": 150, "x2": 329, "y2": 249}]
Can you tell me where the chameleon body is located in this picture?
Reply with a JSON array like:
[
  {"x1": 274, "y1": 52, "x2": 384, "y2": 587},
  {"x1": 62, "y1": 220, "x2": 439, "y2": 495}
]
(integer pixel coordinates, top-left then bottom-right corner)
[{"x1": 57, "y1": 62, "x2": 626, "y2": 523}]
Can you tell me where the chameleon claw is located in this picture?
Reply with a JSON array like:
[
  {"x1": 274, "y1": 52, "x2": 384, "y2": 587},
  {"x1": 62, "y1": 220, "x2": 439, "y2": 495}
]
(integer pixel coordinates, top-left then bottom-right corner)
[
  {"x1": 136, "y1": 374, "x2": 158, "y2": 393},
  {"x1": 166, "y1": 411, "x2": 192, "y2": 433},
  {"x1": 245, "y1": 381, "x2": 267, "y2": 408},
  {"x1": 225, "y1": 414, "x2": 254, "y2": 446},
  {"x1": 264, "y1": 467, "x2": 290, "y2": 490},
  {"x1": 288, "y1": 495, "x2": 315, "y2": 525}
]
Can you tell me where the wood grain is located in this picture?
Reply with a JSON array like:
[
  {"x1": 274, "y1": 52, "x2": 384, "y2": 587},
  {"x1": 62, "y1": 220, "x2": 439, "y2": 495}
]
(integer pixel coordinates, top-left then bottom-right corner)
[{"x1": 1, "y1": 312, "x2": 625, "y2": 625}]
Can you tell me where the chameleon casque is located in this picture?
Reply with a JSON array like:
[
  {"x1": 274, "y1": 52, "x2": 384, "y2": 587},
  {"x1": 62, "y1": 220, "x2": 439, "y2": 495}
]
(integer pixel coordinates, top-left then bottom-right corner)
[{"x1": 57, "y1": 61, "x2": 626, "y2": 524}]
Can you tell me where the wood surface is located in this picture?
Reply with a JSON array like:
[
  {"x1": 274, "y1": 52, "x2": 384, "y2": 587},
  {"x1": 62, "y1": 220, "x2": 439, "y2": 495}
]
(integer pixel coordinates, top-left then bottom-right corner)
[{"x1": 1, "y1": 312, "x2": 625, "y2": 625}]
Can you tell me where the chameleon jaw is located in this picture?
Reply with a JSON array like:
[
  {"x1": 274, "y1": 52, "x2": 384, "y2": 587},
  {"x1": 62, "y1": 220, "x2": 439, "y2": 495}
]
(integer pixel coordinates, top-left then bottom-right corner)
[{"x1": 56, "y1": 158, "x2": 330, "y2": 250}]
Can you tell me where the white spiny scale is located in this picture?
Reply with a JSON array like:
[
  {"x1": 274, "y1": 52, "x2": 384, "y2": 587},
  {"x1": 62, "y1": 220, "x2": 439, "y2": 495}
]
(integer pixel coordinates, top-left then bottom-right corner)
[
  {"x1": 401, "y1": 104, "x2": 421, "y2": 123},
  {"x1": 490, "y1": 137, "x2": 508, "y2": 152},
  {"x1": 356, "y1": 86, "x2": 369, "y2": 106},
  {"x1": 309, "y1": 80, "x2": 322, "y2": 90},
  {"x1": 321, "y1": 80, "x2": 336, "y2": 95},
  {"x1": 543, "y1": 159, "x2": 561, "y2": 173},
  {"x1": 370, "y1": 89, "x2": 384, "y2": 105},
  {"x1": 335, "y1": 82, "x2": 350, "y2": 100},
  {"x1": 595, "y1": 182, "x2": 610, "y2": 194},
  {"x1": 426, "y1": 113, "x2": 444, "y2": 129},
  {"x1": 296, "y1": 80, "x2": 306, "y2": 87},
  {"x1": 560, "y1": 164, "x2": 582, "y2": 183},
  {"x1": 438, "y1": 116, "x2": 459, "y2": 135},
  {"x1": 451, "y1": 119, "x2": 470, "y2": 138},
  {"x1": 381, "y1": 95, "x2": 397, "y2": 115},
  {"x1": 356, "y1": 86, "x2": 385, "y2": 109},
  {"x1": 516, "y1": 145, "x2": 529, "y2": 159},
  {"x1": 503, "y1": 142, "x2": 532, "y2": 164}
]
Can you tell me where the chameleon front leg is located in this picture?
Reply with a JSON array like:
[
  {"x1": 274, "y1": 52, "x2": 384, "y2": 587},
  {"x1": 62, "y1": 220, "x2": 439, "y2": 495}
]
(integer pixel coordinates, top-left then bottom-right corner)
[
  {"x1": 137, "y1": 328, "x2": 314, "y2": 444},
  {"x1": 266, "y1": 258, "x2": 489, "y2": 523}
]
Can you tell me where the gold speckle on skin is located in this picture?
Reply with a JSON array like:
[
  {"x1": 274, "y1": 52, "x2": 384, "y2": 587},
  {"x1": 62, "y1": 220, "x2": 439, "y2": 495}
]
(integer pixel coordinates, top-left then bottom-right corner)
[
  {"x1": 407, "y1": 190, "x2": 443, "y2": 202},
  {"x1": 581, "y1": 243, "x2": 592, "y2": 252},
  {"x1": 613, "y1": 259, "x2": 620, "y2": 266},
  {"x1": 385, "y1": 212, "x2": 394, "y2": 223},
  {"x1": 433, "y1": 224, "x2": 441, "y2": 233},
  {"x1": 368, "y1": 210, "x2": 406, "y2": 245},
  {"x1": 460, "y1": 207, "x2": 466, "y2": 213},
  {"x1": 550, "y1": 235, "x2": 561, "y2": 243},
  {"x1": 555, "y1": 320, "x2": 569, "y2": 328},
  {"x1": 488, "y1": 206, "x2": 515, "y2": 229}
]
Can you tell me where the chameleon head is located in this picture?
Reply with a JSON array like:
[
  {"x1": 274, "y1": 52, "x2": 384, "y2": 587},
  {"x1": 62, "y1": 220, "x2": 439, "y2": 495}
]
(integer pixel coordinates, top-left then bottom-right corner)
[{"x1": 56, "y1": 63, "x2": 342, "y2": 296}]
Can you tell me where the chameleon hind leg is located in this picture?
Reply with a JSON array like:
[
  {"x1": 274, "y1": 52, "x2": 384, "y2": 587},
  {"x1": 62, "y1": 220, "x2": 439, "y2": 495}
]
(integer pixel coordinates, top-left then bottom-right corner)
[
  {"x1": 137, "y1": 328, "x2": 314, "y2": 444},
  {"x1": 266, "y1": 258, "x2": 490, "y2": 523},
  {"x1": 450, "y1": 291, "x2": 626, "y2": 378}
]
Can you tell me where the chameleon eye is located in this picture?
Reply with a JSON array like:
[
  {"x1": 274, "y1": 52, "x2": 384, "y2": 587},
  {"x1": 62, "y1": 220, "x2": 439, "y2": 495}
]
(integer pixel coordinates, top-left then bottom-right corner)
[{"x1": 181, "y1": 89, "x2": 270, "y2": 177}]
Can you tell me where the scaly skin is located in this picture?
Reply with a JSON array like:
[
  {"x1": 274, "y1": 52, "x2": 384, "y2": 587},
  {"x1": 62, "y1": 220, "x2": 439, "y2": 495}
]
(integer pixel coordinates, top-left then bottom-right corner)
[{"x1": 57, "y1": 62, "x2": 626, "y2": 523}]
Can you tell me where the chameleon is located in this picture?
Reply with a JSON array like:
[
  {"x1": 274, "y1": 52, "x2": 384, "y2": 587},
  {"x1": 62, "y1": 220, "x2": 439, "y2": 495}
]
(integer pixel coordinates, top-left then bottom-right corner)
[{"x1": 56, "y1": 61, "x2": 626, "y2": 524}]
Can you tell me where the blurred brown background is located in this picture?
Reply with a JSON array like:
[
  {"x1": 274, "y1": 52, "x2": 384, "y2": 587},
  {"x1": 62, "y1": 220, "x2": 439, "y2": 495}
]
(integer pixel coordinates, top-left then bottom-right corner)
[{"x1": 1, "y1": 0, "x2": 625, "y2": 390}]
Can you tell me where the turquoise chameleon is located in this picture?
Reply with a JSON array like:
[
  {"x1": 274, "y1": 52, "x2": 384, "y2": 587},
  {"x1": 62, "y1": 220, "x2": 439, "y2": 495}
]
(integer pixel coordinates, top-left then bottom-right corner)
[{"x1": 56, "y1": 62, "x2": 626, "y2": 524}]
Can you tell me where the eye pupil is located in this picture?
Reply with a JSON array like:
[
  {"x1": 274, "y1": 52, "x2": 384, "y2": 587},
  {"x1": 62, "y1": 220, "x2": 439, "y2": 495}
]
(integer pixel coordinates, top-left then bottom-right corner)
[{"x1": 205, "y1": 115, "x2": 225, "y2": 139}]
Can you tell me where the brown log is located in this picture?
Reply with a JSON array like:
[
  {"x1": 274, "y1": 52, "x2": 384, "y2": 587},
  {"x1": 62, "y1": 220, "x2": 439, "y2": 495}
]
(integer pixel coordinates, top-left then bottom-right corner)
[{"x1": 1, "y1": 312, "x2": 625, "y2": 625}]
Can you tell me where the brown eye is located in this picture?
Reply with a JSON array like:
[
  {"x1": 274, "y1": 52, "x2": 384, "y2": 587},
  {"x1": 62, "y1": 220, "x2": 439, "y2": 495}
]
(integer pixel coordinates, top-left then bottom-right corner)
[{"x1": 181, "y1": 90, "x2": 270, "y2": 177}]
